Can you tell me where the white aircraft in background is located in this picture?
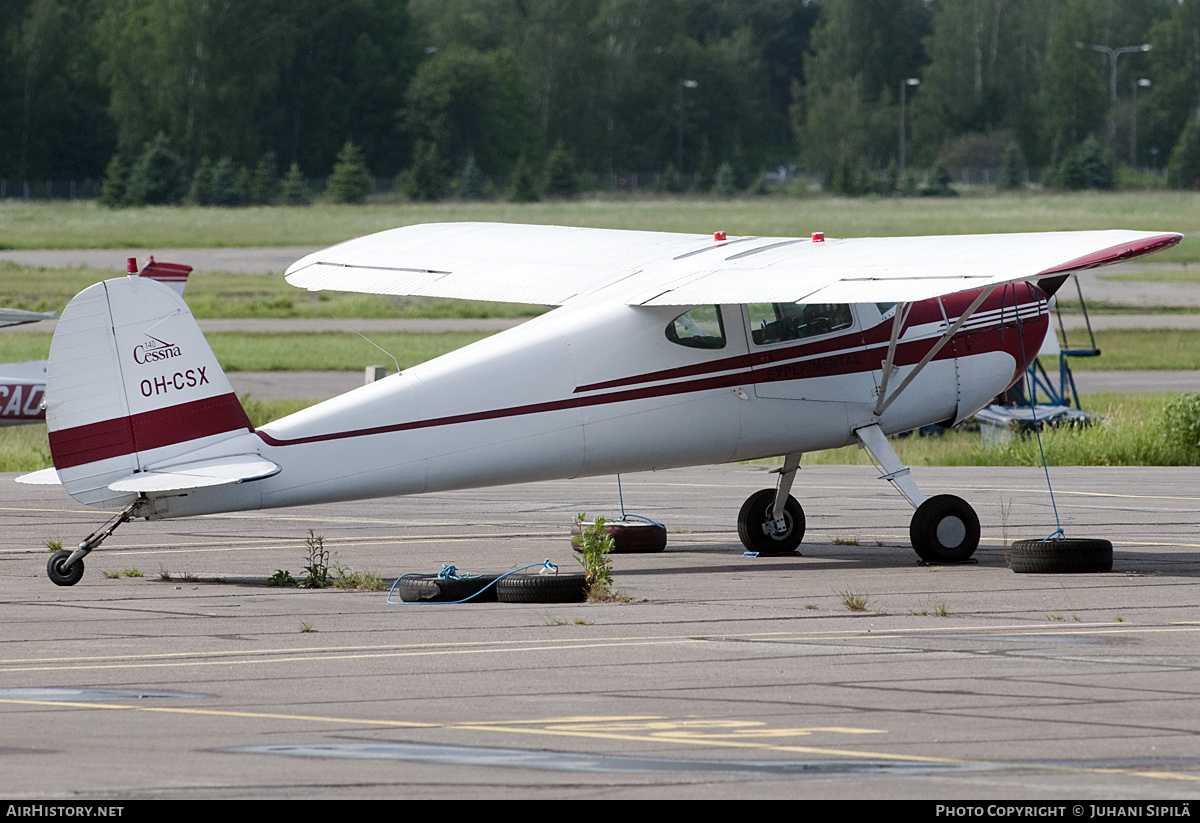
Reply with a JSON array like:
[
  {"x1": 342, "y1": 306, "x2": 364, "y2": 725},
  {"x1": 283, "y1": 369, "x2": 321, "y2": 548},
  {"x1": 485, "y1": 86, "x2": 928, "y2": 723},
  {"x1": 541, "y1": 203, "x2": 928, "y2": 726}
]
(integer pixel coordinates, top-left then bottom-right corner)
[
  {"x1": 0, "y1": 259, "x2": 191, "y2": 427},
  {"x1": 20, "y1": 224, "x2": 1180, "y2": 585},
  {"x1": 0, "y1": 307, "x2": 56, "y2": 426}
]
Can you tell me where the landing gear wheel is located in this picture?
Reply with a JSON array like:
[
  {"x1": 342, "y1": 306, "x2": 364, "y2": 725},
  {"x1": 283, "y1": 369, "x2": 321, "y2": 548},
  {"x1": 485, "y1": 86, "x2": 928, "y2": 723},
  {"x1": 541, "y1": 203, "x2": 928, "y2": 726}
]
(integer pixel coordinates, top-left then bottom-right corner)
[
  {"x1": 737, "y1": 488, "x2": 805, "y2": 555},
  {"x1": 47, "y1": 550, "x2": 84, "y2": 587},
  {"x1": 910, "y1": 494, "x2": 979, "y2": 564},
  {"x1": 571, "y1": 522, "x2": 667, "y2": 553},
  {"x1": 1007, "y1": 538, "x2": 1112, "y2": 574}
]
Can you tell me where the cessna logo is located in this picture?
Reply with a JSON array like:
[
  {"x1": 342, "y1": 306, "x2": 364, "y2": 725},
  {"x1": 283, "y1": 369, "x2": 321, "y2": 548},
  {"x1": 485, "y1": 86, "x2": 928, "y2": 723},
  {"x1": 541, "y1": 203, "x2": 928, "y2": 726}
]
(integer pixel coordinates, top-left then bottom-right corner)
[{"x1": 133, "y1": 335, "x2": 182, "y2": 364}]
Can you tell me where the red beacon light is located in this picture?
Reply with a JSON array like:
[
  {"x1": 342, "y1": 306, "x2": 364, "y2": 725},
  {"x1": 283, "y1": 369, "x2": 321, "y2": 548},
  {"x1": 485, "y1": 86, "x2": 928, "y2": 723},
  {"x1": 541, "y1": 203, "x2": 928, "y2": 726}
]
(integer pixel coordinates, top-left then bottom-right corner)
[
  {"x1": 812, "y1": 231, "x2": 825, "y2": 243},
  {"x1": 713, "y1": 231, "x2": 727, "y2": 241},
  {"x1": 126, "y1": 257, "x2": 138, "y2": 274}
]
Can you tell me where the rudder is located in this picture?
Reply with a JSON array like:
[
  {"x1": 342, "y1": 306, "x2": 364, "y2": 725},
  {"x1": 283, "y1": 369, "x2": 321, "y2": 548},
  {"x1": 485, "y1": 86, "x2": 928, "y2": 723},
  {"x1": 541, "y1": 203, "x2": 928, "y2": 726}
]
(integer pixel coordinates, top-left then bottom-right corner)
[{"x1": 45, "y1": 276, "x2": 254, "y2": 508}]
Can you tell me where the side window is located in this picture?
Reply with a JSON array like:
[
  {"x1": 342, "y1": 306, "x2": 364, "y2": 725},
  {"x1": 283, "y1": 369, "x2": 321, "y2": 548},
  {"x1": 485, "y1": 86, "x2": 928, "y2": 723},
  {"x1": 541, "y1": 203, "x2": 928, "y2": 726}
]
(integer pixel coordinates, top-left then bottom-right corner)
[
  {"x1": 666, "y1": 305, "x2": 726, "y2": 349},
  {"x1": 748, "y1": 302, "x2": 854, "y2": 346}
]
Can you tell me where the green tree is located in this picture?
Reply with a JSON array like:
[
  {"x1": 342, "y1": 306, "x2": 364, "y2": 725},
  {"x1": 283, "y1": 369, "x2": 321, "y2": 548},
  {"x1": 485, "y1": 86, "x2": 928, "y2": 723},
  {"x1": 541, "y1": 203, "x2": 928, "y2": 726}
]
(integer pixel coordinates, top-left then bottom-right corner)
[
  {"x1": 98, "y1": 0, "x2": 300, "y2": 166},
  {"x1": 329, "y1": 140, "x2": 371, "y2": 204},
  {"x1": 795, "y1": 0, "x2": 933, "y2": 178},
  {"x1": 1168, "y1": 116, "x2": 1200, "y2": 189},
  {"x1": 208, "y1": 157, "x2": 244, "y2": 206},
  {"x1": 127, "y1": 133, "x2": 186, "y2": 205},
  {"x1": 404, "y1": 139, "x2": 448, "y2": 201},
  {"x1": 98, "y1": 155, "x2": 128, "y2": 208},
  {"x1": 189, "y1": 157, "x2": 215, "y2": 205},
  {"x1": 507, "y1": 154, "x2": 539, "y2": 202},
  {"x1": 269, "y1": 0, "x2": 416, "y2": 177},
  {"x1": 542, "y1": 140, "x2": 578, "y2": 197},
  {"x1": 2, "y1": 0, "x2": 112, "y2": 179},
  {"x1": 280, "y1": 161, "x2": 309, "y2": 205},
  {"x1": 402, "y1": 45, "x2": 534, "y2": 177}
]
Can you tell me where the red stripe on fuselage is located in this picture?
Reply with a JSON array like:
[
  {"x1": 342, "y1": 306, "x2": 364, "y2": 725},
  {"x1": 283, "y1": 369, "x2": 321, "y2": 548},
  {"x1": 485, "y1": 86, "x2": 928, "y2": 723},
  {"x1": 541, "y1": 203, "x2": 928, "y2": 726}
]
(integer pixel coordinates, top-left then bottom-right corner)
[
  {"x1": 48, "y1": 393, "x2": 253, "y2": 469},
  {"x1": 578, "y1": 284, "x2": 1046, "y2": 394},
  {"x1": 254, "y1": 300, "x2": 1047, "y2": 449},
  {"x1": 51, "y1": 287, "x2": 1049, "y2": 461}
]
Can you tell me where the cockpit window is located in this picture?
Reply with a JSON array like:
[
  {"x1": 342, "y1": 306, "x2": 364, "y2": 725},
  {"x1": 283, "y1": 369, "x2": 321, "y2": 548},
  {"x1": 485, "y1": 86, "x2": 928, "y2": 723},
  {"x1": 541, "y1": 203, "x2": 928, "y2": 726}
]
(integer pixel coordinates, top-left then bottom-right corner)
[
  {"x1": 748, "y1": 302, "x2": 854, "y2": 346},
  {"x1": 666, "y1": 305, "x2": 726, "y2": 349}
]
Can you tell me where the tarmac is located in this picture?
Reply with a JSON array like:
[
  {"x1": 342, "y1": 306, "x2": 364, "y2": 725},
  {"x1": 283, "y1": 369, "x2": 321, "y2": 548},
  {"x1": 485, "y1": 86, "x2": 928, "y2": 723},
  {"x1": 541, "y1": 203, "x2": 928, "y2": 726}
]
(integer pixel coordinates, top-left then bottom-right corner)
[
  {"x1": 2, "y1": 464, "x2": 1200, "y2": 799},
  {"x1": 3, "y1": 247, "x2": 1200, "y2": 799}
]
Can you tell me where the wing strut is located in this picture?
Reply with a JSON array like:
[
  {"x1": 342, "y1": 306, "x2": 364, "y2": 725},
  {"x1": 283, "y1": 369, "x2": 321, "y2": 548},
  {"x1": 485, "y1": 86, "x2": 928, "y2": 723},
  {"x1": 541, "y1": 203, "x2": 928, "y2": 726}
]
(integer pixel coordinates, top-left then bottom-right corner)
[{"x1": 872, "y1": 286, "x2": 996, "y2": 418}]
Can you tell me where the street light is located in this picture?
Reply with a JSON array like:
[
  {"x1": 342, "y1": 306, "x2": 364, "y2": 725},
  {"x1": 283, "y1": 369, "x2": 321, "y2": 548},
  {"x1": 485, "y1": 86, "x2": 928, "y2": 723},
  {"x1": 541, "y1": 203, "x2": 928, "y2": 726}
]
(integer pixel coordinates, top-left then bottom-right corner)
[
  {"x1": 899, "y1": 77, "x2": 919, "y2": 178},
  {"x1": 1132, "y1": 78, "x2": 1151, "y2": 167},
  {"x1": 1077, "y1": 42, "x2": 1151, "y2": 145},
  {"x1": 676, "y1": 79, "x2": 698, "y2": 174}
]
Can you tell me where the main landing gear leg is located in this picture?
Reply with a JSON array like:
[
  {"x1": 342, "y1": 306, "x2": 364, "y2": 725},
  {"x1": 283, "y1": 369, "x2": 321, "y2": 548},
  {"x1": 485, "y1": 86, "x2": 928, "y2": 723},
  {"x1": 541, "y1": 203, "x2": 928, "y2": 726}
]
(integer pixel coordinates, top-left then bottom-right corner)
[
  {"x1": 737, "y1": 452, "x2": 805, "y2": 555},
  {"x1": 854, "y1": 424, "x2": 979, "y2": 564},
  {"x1": 46, "y1": 501, "x2": 139, "y2": 586}
]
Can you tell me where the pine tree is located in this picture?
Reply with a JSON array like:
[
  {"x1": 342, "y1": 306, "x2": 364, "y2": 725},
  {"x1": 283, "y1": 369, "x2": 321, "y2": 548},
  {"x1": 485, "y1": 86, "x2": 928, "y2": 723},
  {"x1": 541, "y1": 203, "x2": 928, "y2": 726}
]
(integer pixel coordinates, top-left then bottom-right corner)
[
  {"x1": 99, "y1": 156, "x2": 128, "y2": 209},
  {"x1": 280, "y1": 162, "x2": 309, "y2": 205},
  {"x1": 507, "y1": 154, "x2": 540, "y2": 203},
  {"x1": 329, "y1": 141, "x2": 371, "y2": 204}
]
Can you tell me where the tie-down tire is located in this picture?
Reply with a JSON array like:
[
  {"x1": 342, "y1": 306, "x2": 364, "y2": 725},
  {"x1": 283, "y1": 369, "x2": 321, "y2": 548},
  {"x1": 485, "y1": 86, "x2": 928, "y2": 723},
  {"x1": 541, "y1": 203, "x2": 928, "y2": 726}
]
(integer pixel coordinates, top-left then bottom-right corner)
[
  {"x1": 909, "y1": 494, "x2": 979, "y2": 563},
  {"x1": 1007, "y1": 538, "x2": 1112, "y2": 573},
  {"x1": 737, "y1": 488, "x2": 805, "y2": 555}
]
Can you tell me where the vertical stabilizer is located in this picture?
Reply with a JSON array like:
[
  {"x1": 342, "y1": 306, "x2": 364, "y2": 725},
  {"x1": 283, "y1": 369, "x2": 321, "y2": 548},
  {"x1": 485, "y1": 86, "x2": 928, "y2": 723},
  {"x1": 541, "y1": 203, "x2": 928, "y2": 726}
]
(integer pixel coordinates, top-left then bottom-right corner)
[{"x1": 45, "y1": 277, "x2": 252, "y2": 508}]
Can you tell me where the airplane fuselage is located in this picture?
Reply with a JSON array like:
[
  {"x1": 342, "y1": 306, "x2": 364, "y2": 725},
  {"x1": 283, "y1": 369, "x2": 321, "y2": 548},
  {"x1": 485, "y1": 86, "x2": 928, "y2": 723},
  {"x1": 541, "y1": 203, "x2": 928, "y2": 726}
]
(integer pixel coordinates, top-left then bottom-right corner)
[{"x1": 145, "y1": 283, "x2": 1047, "y2": 519}]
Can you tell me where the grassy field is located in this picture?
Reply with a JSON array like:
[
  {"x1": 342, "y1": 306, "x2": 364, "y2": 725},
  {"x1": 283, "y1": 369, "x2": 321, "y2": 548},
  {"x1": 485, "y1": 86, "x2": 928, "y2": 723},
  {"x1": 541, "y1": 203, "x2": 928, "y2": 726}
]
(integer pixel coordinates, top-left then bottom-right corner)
[
  {"x1": 4, "y1": 327, "x2": 1198, "y2": 373},
  {"x1": 0, "y1": 260, "x2": 543, "y2": 318},
  {"x1": 2, "y1": 392, "x2": 1194, "y2": 473},
  {"x1": 1, "y1": 191, "x2": 1198, "y2": 261}
]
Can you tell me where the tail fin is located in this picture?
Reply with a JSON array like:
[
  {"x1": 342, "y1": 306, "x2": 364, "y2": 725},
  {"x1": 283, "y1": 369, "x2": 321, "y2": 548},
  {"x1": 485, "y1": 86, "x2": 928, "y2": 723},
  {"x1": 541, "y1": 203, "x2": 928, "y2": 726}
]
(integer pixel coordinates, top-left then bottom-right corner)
[{"x1": 43, "y1": 275, "x2": 258, "y2": 508}]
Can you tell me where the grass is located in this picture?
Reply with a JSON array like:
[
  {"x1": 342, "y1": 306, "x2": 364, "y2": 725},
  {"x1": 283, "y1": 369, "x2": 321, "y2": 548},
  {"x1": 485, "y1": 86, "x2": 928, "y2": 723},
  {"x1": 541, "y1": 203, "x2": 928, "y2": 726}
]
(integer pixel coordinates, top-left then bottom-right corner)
[
  {"x1": 840, "y1": 590, "x2": 871, "y2": 612},
  {"x1": 9, "y1": 326, "x2": 1200, "y2": 375},
  {"x1": 4, "y1": 391, "x2": 1200, "y2": 474},
  {"x1": 0, "y1": 260, "x2": 544, "y2": 319},
  {"x1": 2, "y1": 193, "x2": 1199, "y2": 260},
  {"x1": 0, "y1": 330, "x2": 495, "y2": 371}
]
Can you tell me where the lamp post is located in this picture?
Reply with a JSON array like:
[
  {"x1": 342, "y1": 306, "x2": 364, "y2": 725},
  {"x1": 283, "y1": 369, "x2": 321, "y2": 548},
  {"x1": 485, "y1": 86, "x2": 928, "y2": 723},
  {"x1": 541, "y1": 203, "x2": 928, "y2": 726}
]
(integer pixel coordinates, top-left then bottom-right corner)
[
  {"x1": 1132, "y1": 78, "x2": 1151, "y2": 167},
  {"x1": 1077, "y1": 42, "x2": 1151, "y2": 146},
  {"x1": 676, "y1": 79, "x2": 698, "y2": 174},
  {"x1": 899, "y1": 77, "x2": 919, "y2": 178}
]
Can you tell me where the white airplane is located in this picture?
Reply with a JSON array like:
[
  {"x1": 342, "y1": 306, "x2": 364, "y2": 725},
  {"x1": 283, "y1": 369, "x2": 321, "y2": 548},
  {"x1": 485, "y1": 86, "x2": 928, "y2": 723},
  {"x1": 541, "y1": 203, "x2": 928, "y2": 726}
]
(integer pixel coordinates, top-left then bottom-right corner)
[
  {"x1": 21, "y1": 224, "x2": 1180, "y2": 585},
  {"x1": 0, "y1": 259, "x2": 191, "y2": 427},
  {"x1": 0, "y1": 308, "x2": 57, "y2": 426}
]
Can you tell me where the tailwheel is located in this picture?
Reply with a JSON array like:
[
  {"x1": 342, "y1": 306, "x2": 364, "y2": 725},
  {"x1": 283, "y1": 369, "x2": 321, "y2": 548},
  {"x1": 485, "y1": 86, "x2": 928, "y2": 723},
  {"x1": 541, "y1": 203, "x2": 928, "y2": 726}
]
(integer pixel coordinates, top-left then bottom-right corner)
[
  {"x1": 44, "y1": 501, "x2": 140, "y2": 586},
  {"x1": 910, "y1": 494, "x2": 979, "y2": 564},
  {"x1": 47, "y1": 550, "x2": 84, "y2": 587},
  {"x1": 737, "y1": 488, "x2": 805, "y2": 555}
]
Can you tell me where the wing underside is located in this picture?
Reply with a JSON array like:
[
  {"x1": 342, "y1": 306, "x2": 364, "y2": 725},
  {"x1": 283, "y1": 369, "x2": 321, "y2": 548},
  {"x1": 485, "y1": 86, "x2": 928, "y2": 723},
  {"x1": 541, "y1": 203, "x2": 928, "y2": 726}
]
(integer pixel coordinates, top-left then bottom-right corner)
[{"x1": 284, "y1": 223, "x2": 1182, "y2": 307}]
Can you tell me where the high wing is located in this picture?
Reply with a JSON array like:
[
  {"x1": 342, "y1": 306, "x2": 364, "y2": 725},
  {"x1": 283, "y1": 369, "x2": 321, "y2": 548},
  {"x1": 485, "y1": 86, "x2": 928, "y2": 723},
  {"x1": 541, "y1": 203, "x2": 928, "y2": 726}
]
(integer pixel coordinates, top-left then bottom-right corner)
[{"x1": 284, "y1": 223, "x2": 1182, "y2": 306}]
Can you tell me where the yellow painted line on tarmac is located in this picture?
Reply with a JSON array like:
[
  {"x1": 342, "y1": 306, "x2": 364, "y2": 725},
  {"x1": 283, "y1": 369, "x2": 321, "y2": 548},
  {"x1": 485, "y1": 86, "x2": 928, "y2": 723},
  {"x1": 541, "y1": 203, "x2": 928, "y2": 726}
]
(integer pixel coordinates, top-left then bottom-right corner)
[{"x1": 1, "y1": 696, "x2": 1197, "y2": 782}]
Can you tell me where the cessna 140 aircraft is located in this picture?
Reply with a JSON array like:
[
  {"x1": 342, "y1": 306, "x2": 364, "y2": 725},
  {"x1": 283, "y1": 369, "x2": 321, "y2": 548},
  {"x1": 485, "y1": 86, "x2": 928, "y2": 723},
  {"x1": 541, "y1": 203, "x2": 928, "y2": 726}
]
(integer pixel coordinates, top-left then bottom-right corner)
[
  {"x1": 0, "y1": 259, "x2": 191, "y2": 427},
  {"x1": 20, "y1": 223, "x2": 1181, "y2": 585}
]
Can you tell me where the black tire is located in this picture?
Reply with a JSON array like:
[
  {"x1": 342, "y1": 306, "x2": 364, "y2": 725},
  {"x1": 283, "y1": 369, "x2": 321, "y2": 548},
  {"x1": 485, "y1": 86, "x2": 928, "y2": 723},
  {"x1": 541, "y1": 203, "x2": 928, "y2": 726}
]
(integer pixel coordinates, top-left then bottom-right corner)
[
  {"x1": 910, "y1": 494, "x2": 980, "y2": 563},
  {"x1": 571, "y1": 522, "x2": 667, "y2": 553},
  {"x1": 395, "y1": 573, "x2": 499, "y2": 602},
  {"x1": 496, "y1": 573, "x2": 588, "y2": 603},
  {"x1": 47, "y1": 550, "x2": 84, "y2": 587},
  {"x1": 737, "y1": 488, "x2": 804, "y2": 555},
  {"x1": 1008, "y1": 538, "x2": 1113, "y2": 574}
]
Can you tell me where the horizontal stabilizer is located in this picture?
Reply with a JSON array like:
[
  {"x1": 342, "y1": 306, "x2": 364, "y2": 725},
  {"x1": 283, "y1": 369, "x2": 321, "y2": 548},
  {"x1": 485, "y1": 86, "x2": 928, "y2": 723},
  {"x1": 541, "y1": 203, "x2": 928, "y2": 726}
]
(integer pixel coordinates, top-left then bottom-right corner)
[
  {"x1": 106, "y1": 455, "x2": 280, "y2": 493},
  {"x1": 16, "y1": 467, "x2": 60, "y2": 485}
]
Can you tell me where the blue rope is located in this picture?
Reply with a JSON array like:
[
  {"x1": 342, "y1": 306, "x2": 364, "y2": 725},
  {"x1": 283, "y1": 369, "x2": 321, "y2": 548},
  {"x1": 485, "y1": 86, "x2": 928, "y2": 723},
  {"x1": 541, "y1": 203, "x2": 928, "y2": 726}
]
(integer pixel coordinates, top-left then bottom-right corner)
[
  {"x1": 387, "y1": 560, "x2": 560, "y2": 605},
  {"x1": 615, "y1": 473, "x2": 665, "y2": 527},
  {"x1": 1017, "y1": 307, "x2": 1064, "y2": 543}
]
